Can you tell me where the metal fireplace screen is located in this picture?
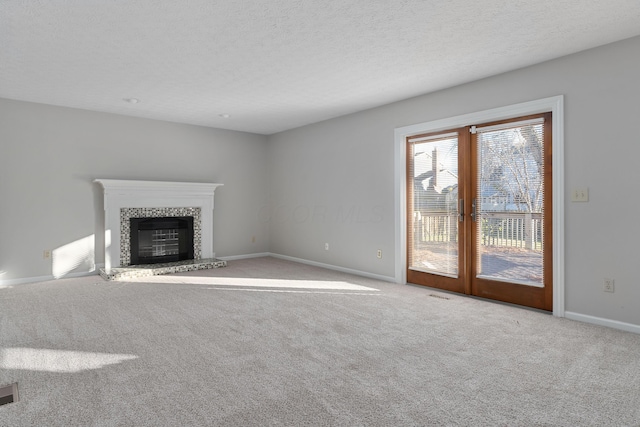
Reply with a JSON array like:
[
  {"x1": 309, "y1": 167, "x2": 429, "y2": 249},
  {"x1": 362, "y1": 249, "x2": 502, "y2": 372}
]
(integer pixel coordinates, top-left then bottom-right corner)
[{"x1": 130, "y1": 216, "x2": 194, "y2": 265}]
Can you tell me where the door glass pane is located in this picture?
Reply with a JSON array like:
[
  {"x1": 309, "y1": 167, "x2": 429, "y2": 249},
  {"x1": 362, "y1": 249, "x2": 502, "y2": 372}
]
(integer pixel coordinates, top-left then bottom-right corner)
[
  {"x1": 476, "y1": 120, "x2": 544, "y2": 287},
  {"x1": 409, "y1": 134, "x2": 459, "y2": 277}
]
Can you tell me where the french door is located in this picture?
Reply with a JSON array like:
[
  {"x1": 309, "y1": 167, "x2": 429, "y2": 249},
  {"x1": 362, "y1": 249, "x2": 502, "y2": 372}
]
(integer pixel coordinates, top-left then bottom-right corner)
[{"x1": 407, "y1": 113, "x2": 552, "y2": 311}]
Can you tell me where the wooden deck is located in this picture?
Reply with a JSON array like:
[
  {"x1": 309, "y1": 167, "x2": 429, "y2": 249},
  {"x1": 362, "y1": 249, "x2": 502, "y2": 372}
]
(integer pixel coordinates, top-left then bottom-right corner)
[{"x1": 411, "y1": 242, "x2": 543, "y2": 284}]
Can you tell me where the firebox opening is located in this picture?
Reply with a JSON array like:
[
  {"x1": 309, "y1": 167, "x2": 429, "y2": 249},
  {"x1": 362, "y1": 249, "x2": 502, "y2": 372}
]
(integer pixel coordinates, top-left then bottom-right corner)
[{"x1": 130, "y1": 216, "x2": 194, "y2": 265}]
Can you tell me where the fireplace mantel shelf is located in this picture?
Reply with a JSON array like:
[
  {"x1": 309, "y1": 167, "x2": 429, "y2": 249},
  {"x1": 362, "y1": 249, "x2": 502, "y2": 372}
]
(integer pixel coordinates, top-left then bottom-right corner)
[{"x1": 94, "y1": 179, "x2": 223, "y2": 196}]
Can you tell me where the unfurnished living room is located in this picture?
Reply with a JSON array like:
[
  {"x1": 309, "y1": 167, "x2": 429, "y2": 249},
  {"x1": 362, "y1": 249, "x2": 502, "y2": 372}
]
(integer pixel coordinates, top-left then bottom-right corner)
[{"x1": 2, "y1": 1, "x2": 640, "y2": 426}]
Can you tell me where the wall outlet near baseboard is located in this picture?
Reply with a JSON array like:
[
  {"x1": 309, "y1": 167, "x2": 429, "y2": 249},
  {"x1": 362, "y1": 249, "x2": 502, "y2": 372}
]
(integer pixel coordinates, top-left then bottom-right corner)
[
  {"x1": 377, "y1": 249, "x2": 382, "y2": 259},
  {"x1": 43, "y1": 250, "x2": 51, "y2": 259},
  {"x1": 603, "y1": 278, "x2": 615, "y2": 293},
  {"x1": 325, "y1": 243, "x2": 329, "y2": 251}
]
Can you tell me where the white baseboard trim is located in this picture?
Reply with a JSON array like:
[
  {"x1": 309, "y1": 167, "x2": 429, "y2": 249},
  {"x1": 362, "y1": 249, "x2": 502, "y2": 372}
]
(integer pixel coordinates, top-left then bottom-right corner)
[
  {"x1": 565, "y1": 311, "x2": 640, "y2": 335},
  {"x1": 0, "y1": 265, "x2": 104, "y2": 287},
  {"x1": 269, "y1": 253, "x2": 397, "y2": 283},
  {"x1": 217, "y1": 252, "x2": 271, "y2": 261},
  {"x1": 0, "y1": 274, "x2": 55, "y2": 287}
]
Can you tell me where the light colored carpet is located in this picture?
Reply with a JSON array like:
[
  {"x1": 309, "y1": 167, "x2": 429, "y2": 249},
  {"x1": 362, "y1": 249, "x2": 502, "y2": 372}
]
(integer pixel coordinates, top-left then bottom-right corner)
[{"x1": 1, "y1": 256, "x2": 639, "y2": 426}]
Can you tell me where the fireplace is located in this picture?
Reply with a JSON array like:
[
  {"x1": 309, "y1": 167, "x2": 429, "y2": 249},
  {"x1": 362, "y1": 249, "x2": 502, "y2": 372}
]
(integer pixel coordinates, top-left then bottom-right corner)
[
  {"x1": 130, "y1": 216, "x2": 194, "y2": 265},
  {"x1": 94, "y1": 179, "x2": 223, "y2": 273}
]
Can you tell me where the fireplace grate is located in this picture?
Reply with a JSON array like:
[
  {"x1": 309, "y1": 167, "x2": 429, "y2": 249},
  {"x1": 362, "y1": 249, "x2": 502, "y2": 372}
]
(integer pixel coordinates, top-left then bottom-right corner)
[
  {"x1": 0, "y1": 383, "x2": 19, "y2": 406},
  {"x1": 139, "y1": 229, "x2": 181, "y2": 257}
]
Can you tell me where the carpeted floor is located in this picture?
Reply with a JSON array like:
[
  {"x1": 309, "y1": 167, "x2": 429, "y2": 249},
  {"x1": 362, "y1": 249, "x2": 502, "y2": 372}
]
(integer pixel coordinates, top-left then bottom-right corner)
[{"x1": 1, "y1": 256, "x2": 639, "y2": 426}]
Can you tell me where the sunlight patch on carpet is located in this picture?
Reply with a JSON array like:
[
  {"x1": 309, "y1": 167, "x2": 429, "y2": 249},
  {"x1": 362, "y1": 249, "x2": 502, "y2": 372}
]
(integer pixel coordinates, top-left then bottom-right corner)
[
  {"x1": 128, "y1": 275, "x2": 381, "y2": 291},
  {"x1": 0, "y1": 348, "x2": 138, "y2": 373},
  {"x1": 204, "y1": 287, "x2": 382, "y2": 295}
]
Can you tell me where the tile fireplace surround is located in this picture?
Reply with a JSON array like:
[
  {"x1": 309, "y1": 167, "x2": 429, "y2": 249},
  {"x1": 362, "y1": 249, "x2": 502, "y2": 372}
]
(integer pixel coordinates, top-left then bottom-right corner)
[{"x1": 94, "y1": 179, "x2": 224, "y2": 279}]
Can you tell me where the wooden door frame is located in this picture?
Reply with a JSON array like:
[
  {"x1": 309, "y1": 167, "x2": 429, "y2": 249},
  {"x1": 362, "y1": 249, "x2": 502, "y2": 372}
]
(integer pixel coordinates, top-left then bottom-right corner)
[{"x1": 394, "y1": 96, "x2": 565, "y2": 316}]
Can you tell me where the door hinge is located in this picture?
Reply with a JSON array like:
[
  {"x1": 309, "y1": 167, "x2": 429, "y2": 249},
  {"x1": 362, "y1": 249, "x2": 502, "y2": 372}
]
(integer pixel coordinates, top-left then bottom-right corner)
[{"x1": 471, "y1": 199, "x2": 477, "y2": 221}]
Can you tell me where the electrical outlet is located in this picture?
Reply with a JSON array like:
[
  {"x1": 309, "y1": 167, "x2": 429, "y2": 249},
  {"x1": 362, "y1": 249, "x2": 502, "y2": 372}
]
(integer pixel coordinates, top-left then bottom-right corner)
[
  {"x1": 43, "y1": 250, "x2": 51, "y2": 259},
  {"x1": 251, "y1": 236, "x2": 256, "y2": 243},
  {"x1": 603, "y1": 278, "x2": 614, "y2": 293},
  {"x1": 571, "y1": 188, "x2": 589, "y2": 202},
  {"x1": 377, "y1": 249, "x2": 382, "y2": 259},
  {"x1": 325, "y1": 243, "x2": 329, "y2": 251}
]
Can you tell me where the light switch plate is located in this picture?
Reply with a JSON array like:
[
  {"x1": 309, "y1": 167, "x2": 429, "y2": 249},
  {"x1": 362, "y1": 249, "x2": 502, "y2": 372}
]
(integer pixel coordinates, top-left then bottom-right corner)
[{"x1": 571, "y1": 188, "x2": 589, "y2": 202}]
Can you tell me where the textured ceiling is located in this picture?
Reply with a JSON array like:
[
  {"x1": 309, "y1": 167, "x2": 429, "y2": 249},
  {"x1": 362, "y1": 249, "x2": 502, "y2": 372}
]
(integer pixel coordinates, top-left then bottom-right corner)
[{"x1": 2, "y1": 1, "x2": 640, "y2": 135}]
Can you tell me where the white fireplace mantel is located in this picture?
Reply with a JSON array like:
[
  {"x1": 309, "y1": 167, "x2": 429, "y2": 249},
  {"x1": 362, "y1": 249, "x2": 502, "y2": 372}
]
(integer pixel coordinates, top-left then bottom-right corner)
[{"x1": 94, "y1": 179, "x2": 223, "y2": 272}]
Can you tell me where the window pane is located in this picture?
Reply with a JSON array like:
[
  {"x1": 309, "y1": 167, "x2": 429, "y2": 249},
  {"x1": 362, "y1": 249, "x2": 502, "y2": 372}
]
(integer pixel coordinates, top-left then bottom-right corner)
[
  {"x1": 476, "y1": 120, "x2": 544, "y2": 287},
  {"x1": 409, "y1": 135, "x2": 459, "y2": 277}
]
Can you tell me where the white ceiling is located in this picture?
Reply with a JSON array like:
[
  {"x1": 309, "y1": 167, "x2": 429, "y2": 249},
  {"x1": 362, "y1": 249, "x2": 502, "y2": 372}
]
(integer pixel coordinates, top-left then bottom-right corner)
[{"x1": 2, "y1": 1, "x2": 640, "y2": 135}]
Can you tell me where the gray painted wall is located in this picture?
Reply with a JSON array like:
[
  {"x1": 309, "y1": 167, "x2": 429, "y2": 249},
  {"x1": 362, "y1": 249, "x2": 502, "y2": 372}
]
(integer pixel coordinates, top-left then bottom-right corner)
[
  {"x1": 268, "y1": 36, "x2": 640, "y2": 326},
  {"x1": 0, "y1": 99, "x2": 269, "y2": 281}
]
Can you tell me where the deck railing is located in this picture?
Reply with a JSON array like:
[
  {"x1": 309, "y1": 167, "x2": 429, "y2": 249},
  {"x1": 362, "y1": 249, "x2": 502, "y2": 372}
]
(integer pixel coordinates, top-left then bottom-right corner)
[{"x1": 413, "y1": 211, "x2": 542, "y2": 250}]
